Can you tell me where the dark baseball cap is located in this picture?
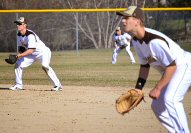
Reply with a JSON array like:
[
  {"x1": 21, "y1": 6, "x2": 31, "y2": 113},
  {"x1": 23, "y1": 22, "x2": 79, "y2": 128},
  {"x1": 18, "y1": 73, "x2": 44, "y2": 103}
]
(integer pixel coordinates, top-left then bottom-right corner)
[
  {"x1": 117, "y1": 6, "x2": 144, "y2": 22},
  {"x1": 14, "y1": 17, "x2": 27, "y2": 24}
]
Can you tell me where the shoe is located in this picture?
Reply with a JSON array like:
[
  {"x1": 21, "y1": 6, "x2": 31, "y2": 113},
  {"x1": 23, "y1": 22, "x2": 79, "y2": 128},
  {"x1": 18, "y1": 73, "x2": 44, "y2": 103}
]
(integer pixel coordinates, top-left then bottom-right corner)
[
  {"x1": 51, "y1": 86, "x2": 62, "y2": 91},
  {"x1": 9, "y1": 85, "x2": 23, "y2": 90},
  {"x1": 112, "y1": 61, "x2": 116, "y2": 64},
  {"x1": 132, "y1": 62, "x2": 136, "y2": 64}
]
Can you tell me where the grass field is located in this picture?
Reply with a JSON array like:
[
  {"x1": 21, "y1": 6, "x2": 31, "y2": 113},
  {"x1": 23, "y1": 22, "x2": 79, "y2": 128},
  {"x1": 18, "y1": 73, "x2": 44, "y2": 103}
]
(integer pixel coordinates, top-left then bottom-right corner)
[{"x1": 0, "y1": 43, "x2": 191, "y2": 88}]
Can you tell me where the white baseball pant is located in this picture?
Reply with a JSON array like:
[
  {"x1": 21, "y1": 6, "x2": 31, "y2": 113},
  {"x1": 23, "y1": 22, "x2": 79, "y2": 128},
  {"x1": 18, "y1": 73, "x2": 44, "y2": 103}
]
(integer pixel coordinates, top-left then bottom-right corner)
[
  {"x1": 151, "y1": 52, "x2": 191, "y2": 133},
  {"x1": 14, "y1": 48, "x2": 61, "y2": 88},
  {"x1": 112, "y1": 45, "x2": 136, "y2": 64}
]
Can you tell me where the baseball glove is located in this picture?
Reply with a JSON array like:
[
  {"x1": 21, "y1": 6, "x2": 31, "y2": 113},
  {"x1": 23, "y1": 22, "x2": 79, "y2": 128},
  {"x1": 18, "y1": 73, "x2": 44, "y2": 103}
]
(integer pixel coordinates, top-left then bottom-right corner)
[
  {"x1": 119, "y1": 45, "x2": 126, "y2": 49},
  {"x1": 5, "y1": 54, "x2": 18, "y2": 64},
  {"x1": 116, "y1": 89, "x2": 144, "y2": 115}
]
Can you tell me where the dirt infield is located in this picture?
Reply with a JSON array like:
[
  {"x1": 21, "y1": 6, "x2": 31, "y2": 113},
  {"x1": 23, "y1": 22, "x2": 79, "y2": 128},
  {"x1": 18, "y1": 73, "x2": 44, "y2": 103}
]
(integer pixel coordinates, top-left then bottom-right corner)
[{"x1": 0, "y1": 85, "x2": 190, "y2": 133}]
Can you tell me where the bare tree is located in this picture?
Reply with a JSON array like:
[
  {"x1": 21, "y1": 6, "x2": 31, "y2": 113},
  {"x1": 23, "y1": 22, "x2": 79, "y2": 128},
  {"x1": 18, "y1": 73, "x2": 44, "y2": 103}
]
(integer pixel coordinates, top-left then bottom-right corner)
[
  {"x1": 0, "y1": 0, "x2": 189, "y2": 52},
  {"x1": 63, "y1": 0, "x2": 129, "y2": 48}
]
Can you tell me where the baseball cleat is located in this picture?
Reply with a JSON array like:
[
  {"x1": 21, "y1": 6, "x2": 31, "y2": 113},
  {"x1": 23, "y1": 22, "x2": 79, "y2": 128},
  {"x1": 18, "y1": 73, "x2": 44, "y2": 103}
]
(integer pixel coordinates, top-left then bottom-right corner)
[
  {"x1": 9, "y1": 85, "x2": 23, "y2": 90},
  {"x1": 51, "y1": 86, "x2": 62, "y2": 91},
  {"x1": 112, "y1": 61, "x2": 116, "y2": 64}
]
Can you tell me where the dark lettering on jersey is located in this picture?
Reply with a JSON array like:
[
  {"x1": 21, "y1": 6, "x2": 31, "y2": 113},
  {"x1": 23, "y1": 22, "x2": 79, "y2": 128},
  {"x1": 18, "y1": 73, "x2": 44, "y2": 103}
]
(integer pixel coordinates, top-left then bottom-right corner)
[
  {"x1": 17, "y1": 30, "x2": 37, "y2": 42},
  {"x1": 133, "y1": 31, "x2": 169, "y2": 47},
  {"x1": 21, "y1": 42, "x2": 27, "y2": 47}
]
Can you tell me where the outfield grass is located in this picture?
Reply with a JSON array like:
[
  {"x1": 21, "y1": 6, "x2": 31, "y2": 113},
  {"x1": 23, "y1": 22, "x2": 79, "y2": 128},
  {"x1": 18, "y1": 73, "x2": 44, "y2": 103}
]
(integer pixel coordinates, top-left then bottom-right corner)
[
  {"x1": 0, "y1": 48, "x2": 161, "y2": 88},
  {"x1": 1, "y1": 43, "x2": 191, "y2": 88}
]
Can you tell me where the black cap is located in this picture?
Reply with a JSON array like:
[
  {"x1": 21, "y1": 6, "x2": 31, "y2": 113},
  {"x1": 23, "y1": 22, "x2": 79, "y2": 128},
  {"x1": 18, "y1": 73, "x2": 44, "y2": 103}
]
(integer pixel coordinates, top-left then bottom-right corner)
[
  {"x1": 14, "y1": 17, "x2": 27, "y2": 24},
  {"x1": 117, "y1": 6, "x2": 144, "y2": 22}
]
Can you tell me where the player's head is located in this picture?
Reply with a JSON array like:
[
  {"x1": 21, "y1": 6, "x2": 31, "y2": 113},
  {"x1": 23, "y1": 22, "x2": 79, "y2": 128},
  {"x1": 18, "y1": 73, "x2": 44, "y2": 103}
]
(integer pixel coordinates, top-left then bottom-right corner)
[
  {"x1": 14, "y1": 17, "x2": 27, "y2": 31},
  {"x1": 115, "y1": 26, "x2": 122, "y2": 34},
  {"x1": 116, "y1": 6, "x2": 144, "y2": 32}
]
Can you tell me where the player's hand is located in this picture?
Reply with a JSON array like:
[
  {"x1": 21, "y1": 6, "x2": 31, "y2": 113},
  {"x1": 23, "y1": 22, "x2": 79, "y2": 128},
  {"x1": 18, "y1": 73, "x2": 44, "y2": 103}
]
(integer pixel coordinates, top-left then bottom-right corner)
[
  {"x1": 149, "y1": 88, "x2": 161, "y2": 99},
  {"x1": 17, "y1": 54, "x2": 22, "y2": 59}
]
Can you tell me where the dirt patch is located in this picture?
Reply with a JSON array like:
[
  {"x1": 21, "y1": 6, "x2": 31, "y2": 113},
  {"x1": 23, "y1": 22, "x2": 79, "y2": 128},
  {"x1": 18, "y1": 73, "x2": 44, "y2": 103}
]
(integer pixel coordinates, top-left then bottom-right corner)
[{"x1": 0, "y1": 85, "x2": 190, "y2": 133}]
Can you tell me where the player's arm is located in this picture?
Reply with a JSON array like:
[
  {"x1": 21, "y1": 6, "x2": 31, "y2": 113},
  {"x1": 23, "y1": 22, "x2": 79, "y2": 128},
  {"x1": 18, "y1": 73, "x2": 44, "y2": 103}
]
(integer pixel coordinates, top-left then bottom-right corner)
[
  {"x1": 135, "y1": 64, "x2": 150, "y2": 90},
  {"x1": 17, "y1": 48, "x2": 35, "y2": 59},
  {"x1": 149, "y1": 61, "x2": 176, "y2": 99},
  {"x1": 149, "y1": 39, "x2": 177, "y2": 99}
]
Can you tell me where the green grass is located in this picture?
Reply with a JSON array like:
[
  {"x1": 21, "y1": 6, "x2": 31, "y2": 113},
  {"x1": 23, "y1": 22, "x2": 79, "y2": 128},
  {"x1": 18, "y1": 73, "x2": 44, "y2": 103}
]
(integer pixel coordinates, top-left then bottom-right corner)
[
  {"x1": 180, "y1": 42, "x2": 191, "y2": 52},
  {"x1": 1, "y1": 44, "x2": 190, "y2": 88}
]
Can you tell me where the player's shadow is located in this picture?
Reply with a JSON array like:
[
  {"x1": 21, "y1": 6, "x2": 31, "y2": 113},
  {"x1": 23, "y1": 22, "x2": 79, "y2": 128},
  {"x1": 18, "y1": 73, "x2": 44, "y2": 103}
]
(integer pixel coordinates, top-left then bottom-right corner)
[
  {"x1": 0, "y1": 87, "x2": 52, "y2": 91},
  {"x1": 28, "y1": 89, "x2": 53, "y2": 92},
  {"x1": 0, "y1": 87, "x2": 10, "y2": 90}
]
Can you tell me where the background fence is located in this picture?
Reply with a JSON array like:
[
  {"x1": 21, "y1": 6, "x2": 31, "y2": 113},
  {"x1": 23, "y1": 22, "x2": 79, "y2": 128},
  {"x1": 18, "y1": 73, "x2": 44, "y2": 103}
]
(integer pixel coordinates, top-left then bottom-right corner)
[{"x1": 0, "y1": 8, "x2": 190, "y2": 52}]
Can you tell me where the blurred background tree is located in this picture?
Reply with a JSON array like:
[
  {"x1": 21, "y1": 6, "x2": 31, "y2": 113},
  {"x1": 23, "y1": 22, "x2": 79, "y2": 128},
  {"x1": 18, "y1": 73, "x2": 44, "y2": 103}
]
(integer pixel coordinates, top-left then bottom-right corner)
[{"x1": 0, "y1": 0, "x2": 190, "y2": 52}]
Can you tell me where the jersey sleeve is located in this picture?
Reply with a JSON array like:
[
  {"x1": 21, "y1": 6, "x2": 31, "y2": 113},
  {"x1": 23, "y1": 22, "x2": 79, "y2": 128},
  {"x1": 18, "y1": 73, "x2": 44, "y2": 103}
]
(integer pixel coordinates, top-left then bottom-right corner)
[
  {"x1": 149, "y1": 39, "x2": 176, "y2": 66},
  {"x1": 113, "y1": 34, "x2": 119, "y2": 41},
  {"x1": 27, "y1": 34, "x2": 37, "y2": 49}
]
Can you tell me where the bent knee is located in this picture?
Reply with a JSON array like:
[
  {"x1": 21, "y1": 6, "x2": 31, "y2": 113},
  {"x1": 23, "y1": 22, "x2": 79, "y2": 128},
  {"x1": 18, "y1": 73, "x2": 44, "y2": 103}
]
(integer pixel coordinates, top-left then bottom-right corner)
[
  {"x1": 151, "y1": 100, "x2": 167, "y2": 114},
  {"x1": 151, "y1": 101, "x2": 157, "y2": 112}
]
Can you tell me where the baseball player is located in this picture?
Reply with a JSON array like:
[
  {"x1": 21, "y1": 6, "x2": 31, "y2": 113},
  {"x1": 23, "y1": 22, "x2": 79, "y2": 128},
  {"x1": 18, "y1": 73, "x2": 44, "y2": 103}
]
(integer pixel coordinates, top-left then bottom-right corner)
[
  {"x1": 112, "y1": 27, "x2": 136, "y2": 64},
  {"x1": 9, "y1": 17, "x2": 62, "y2": 91},
  {"x1": 117, "y1": 6, "x2": 191, "y2": 133}
]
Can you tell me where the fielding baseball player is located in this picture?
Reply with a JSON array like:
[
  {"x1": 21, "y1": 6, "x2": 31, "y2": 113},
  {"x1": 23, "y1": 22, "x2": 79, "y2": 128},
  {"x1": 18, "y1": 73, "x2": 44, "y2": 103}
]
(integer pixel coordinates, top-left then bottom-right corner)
[
  {"x1": 117, "y1": 6, "x2": 191, "y2": 133},
  {"x1": 112, "y1": 27, "x2": 136, "y2": 64},
  {"x1": 9, "y1": 17, "x2": 62, "y2": 91}
]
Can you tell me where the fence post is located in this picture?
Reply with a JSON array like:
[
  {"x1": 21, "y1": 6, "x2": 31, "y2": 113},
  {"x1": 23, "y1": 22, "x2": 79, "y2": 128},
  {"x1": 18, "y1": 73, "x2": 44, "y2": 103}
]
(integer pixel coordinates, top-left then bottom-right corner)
[
  {"x1": 16, "y1": 13, "x2": 18, "y2": 53},
  {"x1": 76, "y1": 12, "x2": 79, "y2": 56}
]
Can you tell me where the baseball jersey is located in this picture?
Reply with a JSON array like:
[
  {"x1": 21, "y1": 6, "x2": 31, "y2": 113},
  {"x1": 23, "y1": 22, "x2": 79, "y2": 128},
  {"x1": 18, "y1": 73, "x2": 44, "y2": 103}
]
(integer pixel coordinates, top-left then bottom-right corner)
[
  {"x1": 114, "y1": 32, "x2": 131, "y2": 47},
  {"x1": 17, "y1": 29, "x2": 48, "y2": 56},
  {"x1": 132, "y1": 28, "x2": 186, "y2": 73}
]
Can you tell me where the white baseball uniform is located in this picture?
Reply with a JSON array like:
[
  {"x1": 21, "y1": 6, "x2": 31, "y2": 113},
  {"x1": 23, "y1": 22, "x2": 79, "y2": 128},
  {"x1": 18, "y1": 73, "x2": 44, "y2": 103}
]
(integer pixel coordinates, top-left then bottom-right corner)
[
  {"x1": 14, "y1": 29, "x2": 62, "y2": 89},
  {"x1": 112, "y1": 32, "x2": 136, "y2": 64},
  {"x1": 132, "y1": 27, "x2": 191, "y2": 133}
]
